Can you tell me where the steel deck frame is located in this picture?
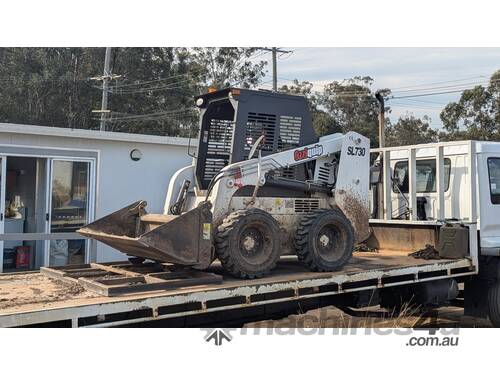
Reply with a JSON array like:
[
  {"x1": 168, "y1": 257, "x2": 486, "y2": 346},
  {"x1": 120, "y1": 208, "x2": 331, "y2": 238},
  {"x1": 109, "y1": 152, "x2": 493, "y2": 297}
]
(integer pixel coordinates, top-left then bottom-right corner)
[{"x1": 0, "y1": 257, "x2": 475, "y2": 327}]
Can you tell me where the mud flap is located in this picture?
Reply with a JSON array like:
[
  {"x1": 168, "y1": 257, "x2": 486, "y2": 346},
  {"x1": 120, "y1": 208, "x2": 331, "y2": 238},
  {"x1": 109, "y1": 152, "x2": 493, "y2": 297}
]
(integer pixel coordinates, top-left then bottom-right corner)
[{"x1": 78, "y1": 201, "x2": 213, "y2": 269}]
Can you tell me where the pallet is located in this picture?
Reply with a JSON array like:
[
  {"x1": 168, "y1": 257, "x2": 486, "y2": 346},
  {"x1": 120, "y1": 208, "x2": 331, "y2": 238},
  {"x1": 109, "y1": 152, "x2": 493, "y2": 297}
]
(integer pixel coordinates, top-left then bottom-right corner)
[{"x1": 40, "y1": 261, "x2": 223, "y2": 297}]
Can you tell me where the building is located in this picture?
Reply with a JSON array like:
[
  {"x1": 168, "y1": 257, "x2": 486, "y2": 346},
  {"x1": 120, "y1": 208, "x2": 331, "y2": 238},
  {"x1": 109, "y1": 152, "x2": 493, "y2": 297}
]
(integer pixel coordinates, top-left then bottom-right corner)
[{"x1": 0, "y1": 123, "x2": 192, "y2": 273}]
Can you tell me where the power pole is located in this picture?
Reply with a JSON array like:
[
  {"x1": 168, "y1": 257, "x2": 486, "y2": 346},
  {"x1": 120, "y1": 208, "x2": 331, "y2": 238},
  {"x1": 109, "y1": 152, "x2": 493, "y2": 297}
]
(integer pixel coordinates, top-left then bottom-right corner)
[
  {"x1": 91, "y1": 47, "x2": 121, "y2": 131},
  {"x1": 257, "y1": 47, "x2": 292, "y2": 92},
  {"x1": 100, "y1": 47, "x2": 112, "y2": 131},
  {"x1": 272, "y1": 47, "x2": 278, "y2": 91}
]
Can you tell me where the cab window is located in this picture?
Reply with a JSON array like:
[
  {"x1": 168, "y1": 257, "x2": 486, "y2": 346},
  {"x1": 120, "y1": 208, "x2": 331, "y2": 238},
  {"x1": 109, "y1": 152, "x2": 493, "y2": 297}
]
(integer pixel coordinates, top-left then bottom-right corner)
[
  {"x1": 487, "y1": 158, "x2": 500, "y2": 204},
  {"x1": 393, "y1": 158, "x2": 451, "y2": 193}
]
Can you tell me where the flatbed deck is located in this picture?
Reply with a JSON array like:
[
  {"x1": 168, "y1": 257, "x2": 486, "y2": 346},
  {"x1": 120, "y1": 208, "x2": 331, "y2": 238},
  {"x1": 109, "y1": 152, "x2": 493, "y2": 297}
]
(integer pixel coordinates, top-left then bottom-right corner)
[{"x1": 0, "y1": 251, "x2": 475, "y2": 327}]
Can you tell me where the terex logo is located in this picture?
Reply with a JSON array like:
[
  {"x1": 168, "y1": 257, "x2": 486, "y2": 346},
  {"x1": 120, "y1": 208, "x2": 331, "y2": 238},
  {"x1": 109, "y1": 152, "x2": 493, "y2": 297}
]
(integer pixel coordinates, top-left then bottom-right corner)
[{"x1": 294, "y1": 144, "x2": 323, "y2": 161}]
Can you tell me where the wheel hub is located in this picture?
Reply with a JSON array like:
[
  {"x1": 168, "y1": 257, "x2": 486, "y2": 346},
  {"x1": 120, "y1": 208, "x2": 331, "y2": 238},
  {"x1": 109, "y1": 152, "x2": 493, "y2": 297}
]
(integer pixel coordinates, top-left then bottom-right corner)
[
  {"x1": 239, "y1": 227, "x2": 264, "y2": 256},
  {"x1": 319, "y1": 234, "x2": 330, "y2": 247},
  {"x1": 315, "y1": 224, "x2": 344, "y2": 262},
  {"x1": 243, "y1": 235, "x2": 257, "y2": 251}
]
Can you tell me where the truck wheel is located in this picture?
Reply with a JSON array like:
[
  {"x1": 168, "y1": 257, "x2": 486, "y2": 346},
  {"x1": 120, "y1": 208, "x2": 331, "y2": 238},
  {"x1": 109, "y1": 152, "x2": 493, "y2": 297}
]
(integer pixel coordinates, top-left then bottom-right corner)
[
  {"x1": 488, "y1": 280, "x2": 500, "y2": 327},
  {"x1": 215, "y1": 209, "x2": 281, "y2": 279},
  {"x1": 295, "y1": 209, "x2": 354, "y2": 272},
  {"x1": 128, "y1": 256, "x2": 145, "y2": 265}
]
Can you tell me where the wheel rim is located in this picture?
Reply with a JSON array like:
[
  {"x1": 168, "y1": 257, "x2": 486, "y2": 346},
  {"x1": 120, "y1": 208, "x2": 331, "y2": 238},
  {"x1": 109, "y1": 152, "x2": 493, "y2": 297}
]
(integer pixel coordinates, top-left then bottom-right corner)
[
  {"x1": 238, "y1": 223, "x2": 273, "y2": 265},
  {"x1": 314, "y1": 223, "x2": 346, "y2": 263}
]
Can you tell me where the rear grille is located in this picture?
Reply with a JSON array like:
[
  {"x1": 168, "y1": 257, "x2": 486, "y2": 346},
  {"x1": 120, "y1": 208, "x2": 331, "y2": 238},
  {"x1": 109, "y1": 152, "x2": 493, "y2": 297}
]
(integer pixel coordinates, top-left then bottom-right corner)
[
  {"x1": 204, "y1": 159, "x2": 228, "y2": 181},
  {"x1": 207, "y1": 118, "x2": 233, "y2": 155},
  {"x1": 203, "y1": 118, "x2": 234, "y2": 183},
  {"x1": 294, "y1": 199, "x2": 320, "y2": 213},
  {"x1": 278, "y1": 115, "x2": 302, "y2": 151},
  {"x1": 245, "y1": 113, "x2": 277, "y2": 154}
]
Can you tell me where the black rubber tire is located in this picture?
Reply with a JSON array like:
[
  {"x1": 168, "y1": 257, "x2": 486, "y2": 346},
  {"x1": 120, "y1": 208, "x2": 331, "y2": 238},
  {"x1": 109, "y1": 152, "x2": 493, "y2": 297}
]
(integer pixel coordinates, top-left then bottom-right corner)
[
  {"x1": 215, "y1": 209, "x2": 281, "y2": 279},
  {"x1": 487, "y1": 280, "x2": 500, "y2": 327},
  {"x1": 294, "y1": 208, "x2": 354, "y2": 272}
]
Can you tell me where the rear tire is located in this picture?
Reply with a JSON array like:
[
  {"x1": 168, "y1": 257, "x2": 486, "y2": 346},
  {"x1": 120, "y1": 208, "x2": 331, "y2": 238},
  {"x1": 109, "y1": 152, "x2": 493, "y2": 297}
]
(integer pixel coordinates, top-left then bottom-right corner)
[
  {"x1": 295, "y1": 209, "x2": 354, "y2": 271},
  {"x1": 215, "y1": 209, "x2": 281, "y2": 279},
  {"x1": 488, "y1": 280, "x2": 500, "y2": 327},
  {"x1": 128, "y1": 256, "x2": 145, "y2": 265}
]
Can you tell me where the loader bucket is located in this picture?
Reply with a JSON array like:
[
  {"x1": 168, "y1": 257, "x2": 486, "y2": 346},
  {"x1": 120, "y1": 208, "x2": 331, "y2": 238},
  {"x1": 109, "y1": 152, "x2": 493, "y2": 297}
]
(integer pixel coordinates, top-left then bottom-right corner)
[{"x1": 77, "y1": 201, "x2": 214, "y2": 269}]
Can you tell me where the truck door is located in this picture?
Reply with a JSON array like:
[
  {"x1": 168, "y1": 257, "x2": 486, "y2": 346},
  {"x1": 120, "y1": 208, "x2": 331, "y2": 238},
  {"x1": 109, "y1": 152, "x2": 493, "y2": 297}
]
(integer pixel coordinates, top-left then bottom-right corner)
[{"x1": 478, "y1": 153, "x2": 500, "y2": 254}]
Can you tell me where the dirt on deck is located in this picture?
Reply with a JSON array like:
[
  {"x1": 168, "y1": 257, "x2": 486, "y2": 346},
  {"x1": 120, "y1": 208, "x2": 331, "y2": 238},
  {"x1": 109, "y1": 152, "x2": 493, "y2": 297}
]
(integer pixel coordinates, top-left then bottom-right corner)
[{"x1": 0, "y1": 273, "x2": 97, "y2": 311}]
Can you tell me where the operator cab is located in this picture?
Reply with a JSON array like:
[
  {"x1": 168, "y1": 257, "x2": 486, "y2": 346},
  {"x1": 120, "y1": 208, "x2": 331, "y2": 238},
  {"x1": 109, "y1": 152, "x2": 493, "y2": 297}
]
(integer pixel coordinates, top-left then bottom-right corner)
[{"x1": 193, "y1": 88, "x2": 318, "y2": 190}]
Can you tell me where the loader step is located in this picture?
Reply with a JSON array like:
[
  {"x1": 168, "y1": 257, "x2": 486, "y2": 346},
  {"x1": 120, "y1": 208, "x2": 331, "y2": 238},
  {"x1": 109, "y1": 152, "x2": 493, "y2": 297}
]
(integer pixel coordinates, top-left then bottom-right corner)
[{"x1": 140, "y1": 214, "x2": 177, "y2": 224}]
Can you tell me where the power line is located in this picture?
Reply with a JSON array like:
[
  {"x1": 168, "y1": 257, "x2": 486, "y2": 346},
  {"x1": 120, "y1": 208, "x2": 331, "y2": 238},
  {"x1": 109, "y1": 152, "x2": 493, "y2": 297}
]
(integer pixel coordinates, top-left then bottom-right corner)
[
  {"x1": 390, "y1": 85, "x2": 492, "y2": 100},
  {"x1": 394, "y1": 97, "x2": 448, "y2": 105},
  {"x1": 108, "y1": 68, "x2": 204, "y2": 89},
  {"x1": 107, "y1": 111, "x2": 196, "y2": 123},
  {"x1": 111, "y1": 108, "x2": 194, "y2": 121},
  {"x1": 390, "y1": 80, "x2": 491, "y2": 94},
  {"x1": 0, "y1": 75, "x2": 92, "y2": 82},
  {"x1": 104, "y1": 82, "x2": 196, "y2": 95},
  {"x1": 388, "y1": 74, "x2": 489, "y2": 91}
]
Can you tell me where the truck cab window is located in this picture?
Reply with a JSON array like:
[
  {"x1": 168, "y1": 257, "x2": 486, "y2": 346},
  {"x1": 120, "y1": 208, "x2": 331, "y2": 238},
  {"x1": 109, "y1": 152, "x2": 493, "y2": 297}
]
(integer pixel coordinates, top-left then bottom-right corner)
[
  {"x1": 393, "y1": 158, "x2": 451, "y2": 193},
  {"x1": 487, "y1": 158, "x2": 500, "y2": 204}
]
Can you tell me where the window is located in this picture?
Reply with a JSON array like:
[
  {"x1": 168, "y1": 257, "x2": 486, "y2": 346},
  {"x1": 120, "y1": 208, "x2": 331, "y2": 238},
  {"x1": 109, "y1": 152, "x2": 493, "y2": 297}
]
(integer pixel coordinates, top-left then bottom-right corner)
[
  {"x1": 488, "y1": 158, "x2": 500, "y2": 204},
  {"x1": 393, "y1": 158, "x2": 451, "y2": 193}
]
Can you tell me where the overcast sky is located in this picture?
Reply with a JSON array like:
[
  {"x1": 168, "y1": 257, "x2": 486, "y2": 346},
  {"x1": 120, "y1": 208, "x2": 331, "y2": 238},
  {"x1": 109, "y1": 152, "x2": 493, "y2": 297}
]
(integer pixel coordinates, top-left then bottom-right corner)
[{"x1": 256, "y1": 48, "x2": 500, "y2": 129}]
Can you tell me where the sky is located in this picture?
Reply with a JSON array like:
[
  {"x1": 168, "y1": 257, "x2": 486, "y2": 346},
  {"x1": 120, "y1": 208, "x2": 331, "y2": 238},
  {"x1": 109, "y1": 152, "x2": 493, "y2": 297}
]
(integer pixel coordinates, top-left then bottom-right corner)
[{"x1": 255, "y1": 48, "x2": 500, "y2": 129}]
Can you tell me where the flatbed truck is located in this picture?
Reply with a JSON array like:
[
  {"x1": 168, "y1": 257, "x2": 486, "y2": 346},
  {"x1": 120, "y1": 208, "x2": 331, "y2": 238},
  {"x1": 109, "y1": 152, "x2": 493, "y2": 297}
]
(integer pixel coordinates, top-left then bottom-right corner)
[{"x1": 1, "y1": 140, "x2": 500, "y2": 327}]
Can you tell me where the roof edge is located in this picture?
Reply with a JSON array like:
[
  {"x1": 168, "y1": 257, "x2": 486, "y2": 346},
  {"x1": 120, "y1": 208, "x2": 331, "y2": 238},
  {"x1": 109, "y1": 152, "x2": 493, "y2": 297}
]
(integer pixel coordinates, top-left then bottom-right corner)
[{"x1": 0, "y1": 123, "x2": 192, "y2": 147}]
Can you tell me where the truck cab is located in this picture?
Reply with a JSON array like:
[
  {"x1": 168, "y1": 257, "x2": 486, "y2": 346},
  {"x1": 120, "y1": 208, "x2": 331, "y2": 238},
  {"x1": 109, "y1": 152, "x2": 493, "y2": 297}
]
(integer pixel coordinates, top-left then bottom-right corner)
[{"x1": 369, "y1": 141, "x2": 500, "y2": 325}]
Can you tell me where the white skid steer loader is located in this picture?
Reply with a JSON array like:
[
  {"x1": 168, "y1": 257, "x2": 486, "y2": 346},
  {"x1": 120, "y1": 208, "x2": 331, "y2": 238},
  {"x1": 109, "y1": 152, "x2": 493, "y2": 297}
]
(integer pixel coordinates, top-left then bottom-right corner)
[{"x1": 78, "y1": 88, "x2": 371, "y2": 279}]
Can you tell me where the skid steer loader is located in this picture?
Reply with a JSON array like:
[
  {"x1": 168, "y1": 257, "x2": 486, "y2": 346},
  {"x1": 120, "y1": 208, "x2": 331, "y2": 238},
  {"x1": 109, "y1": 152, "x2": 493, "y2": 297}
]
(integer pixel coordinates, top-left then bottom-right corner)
[{"x1": 78, "y1": 88, "x2": 371, "y2": 278}]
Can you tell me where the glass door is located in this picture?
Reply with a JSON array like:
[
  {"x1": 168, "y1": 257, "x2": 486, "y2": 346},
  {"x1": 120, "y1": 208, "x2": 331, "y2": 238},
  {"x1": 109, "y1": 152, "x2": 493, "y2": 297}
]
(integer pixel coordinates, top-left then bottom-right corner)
[
  {"x1": 45, "y1": 158, "x2": 95, "y2": 266},
  {"x1": 0, "y1": 157, "x2": 6, "y2": 272}
]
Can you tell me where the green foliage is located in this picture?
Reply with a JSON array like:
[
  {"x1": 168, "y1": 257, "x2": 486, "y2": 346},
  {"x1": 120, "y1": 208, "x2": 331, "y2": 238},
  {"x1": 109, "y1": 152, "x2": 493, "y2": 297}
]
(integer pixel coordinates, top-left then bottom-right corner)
[
  {"x1": 279, "y1": 80, "x2": 341, "y2": 136},
  {"x1": 2, "y1": 47, "x2": 498, "y2": 146},
  {"x1": 386, "y1": 115, "x2": 438, "y2": 146},
  {"x1": 190, "y1": 48, "x2": 266, "y2": 89},
  {"x1": 0, "y1": 48, "x2": 103, "y2": 129},
  {"x1": 320, "y1": 76, "x2": 391, "y2": 147},
  {"x1": 0, "y1": 47, "x2": 267, "y2": 136},
  {"x1": 280, "y1": 76, "x2": 390, "y2": 147},
  {"x1": 440, "y1": 70, "x2": 500, "y2": 141}
]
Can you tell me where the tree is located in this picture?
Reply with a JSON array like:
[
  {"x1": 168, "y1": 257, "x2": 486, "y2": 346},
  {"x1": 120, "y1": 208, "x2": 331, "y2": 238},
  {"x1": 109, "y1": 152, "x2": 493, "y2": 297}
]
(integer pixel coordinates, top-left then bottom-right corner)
[
  {"x1": 0, "y1": 48, "x2": 103, "y2": 129},
  {"x1": 279, "y1": 77, "x2": 391, "y2": 145},
  {"x1": 103, "y1": 47, "x2": 200, "y2": 136},
  {"x1": 0, "y1": 47, "x2": 193, "y2": 134},
  {"x1": 279, "y1": 80, "x2": 341, "y2": 136},
  {"x1": 318, "y1": 76, "x2": 391, "y2": 147},
  {"x1": 189, "y1": 48, "x2": 266, "y2": 89},
  {"x1": 0, "y1": 47, "x2": 268, "y2": 136},
  {"x1": 440, "y1": 70, "x2": 500, "y2": 140},
  {"x1": 386, "y1": 115, "x2": 438, "y2": 146}
]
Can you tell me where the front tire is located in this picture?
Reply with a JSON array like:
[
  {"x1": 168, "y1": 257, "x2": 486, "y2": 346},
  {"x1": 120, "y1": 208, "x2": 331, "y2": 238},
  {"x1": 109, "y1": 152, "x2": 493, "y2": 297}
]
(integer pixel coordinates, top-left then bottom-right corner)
[
  {"x1": 215, "y1": 209, "x2": 281, "y2": 279},
  {"x1": 488, "y1": 280, "x2": 500, "y2": 327},
  {"x1": 295, "y1": 209, "x2": 354, "y2": 271}
]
